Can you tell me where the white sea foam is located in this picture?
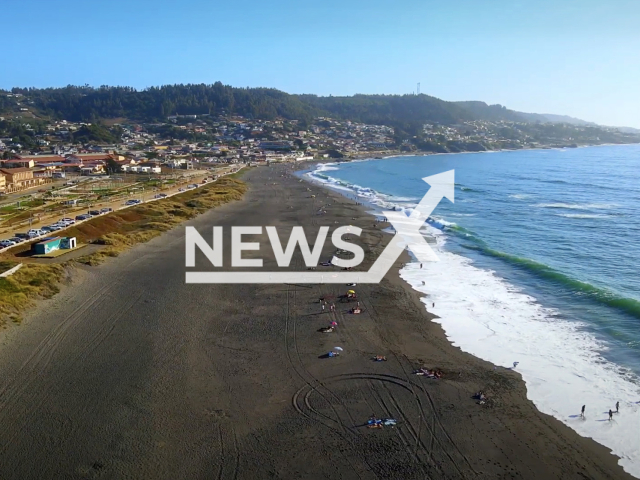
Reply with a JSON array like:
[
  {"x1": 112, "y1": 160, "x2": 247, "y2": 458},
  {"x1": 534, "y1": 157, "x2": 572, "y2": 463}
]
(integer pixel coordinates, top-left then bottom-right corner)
[
  {"x1": 306, "y1": 164, "x2": 422, "y2": 214},
  {"x1": 428, "y1": 216, "x2": 456, "y2": 228},
  {"x1": 314, "y1": 163, "x2": 339, "y2": 172},
  {"x1": 306, "y1": 163, "x2": 640, "y2": 476},
  {"x1": 386, "y1": 196, "x2": 421, "y2": 202},
  {"x1": 509, "y1": 193, "x2": 533, "y2": 200},
  {"x1": 400, "y1": 240, "x2": 640, "y2": 478},
  {"x1": 556, "y1": 213, "x2": 610, "y2": 219},
  {"x1": 534, "y1": 203, "x2": 617, "y2": 210}
]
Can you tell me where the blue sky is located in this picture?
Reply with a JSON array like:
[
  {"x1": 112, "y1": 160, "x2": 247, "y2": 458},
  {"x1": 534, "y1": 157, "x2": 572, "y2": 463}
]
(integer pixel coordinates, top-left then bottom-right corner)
[{"x1": 4, "y1": 0, "x2": 640, "y2": 127}]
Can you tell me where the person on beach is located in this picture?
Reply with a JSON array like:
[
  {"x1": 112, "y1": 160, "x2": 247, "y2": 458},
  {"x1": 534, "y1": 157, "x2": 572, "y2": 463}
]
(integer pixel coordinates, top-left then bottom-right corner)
[
  {"x1": 420, "y1": 263, "x2": 423, "y2": 269},
  {"x1": 609, "y1": 409, "x2": 613, "y2": 421},
  {"x1": 432, "y1": 303, "x2": 435, "y2": 308},
  {"x1": 616, "y1": 401, "x2": 619, "y2": 413},
  {"x1": 321, "y1": 304, "x2": 325, "y2": 312},
  {"x1": 581, "y1": 405, "x2": 585, "y2": 418}
]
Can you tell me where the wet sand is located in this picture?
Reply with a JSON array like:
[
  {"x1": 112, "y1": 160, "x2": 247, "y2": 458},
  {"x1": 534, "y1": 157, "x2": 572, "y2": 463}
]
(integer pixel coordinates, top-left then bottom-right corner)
[{"x1": 0, "y1": 163, "x2": 633, "y2": 479}]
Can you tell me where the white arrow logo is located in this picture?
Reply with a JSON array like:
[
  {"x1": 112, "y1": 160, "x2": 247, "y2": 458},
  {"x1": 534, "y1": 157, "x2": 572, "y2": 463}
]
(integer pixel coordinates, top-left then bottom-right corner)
[
  {"x1": 186, "y1": 170, "x2": 454, "y2": 284},
  {"x1": 385, "y1": 170, "x2": 454, "y2": 263}
]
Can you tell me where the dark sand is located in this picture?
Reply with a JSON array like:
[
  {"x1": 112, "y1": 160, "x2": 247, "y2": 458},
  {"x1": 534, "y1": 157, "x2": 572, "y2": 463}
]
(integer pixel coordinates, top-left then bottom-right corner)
[{"x1": 0, "y1": 164, "x2": 633, "y2": 479}]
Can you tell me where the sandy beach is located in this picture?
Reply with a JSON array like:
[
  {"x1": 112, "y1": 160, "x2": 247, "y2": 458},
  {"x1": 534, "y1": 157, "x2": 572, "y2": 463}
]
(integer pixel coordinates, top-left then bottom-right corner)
[{"x1": 0, "y1": 162, "x2": 633, "y2": 480}]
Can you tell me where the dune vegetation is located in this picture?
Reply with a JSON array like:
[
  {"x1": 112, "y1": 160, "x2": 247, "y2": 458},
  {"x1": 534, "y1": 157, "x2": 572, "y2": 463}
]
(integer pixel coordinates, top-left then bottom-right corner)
[{"x1": 0, "y1": 176, "x2": 246, "y2": 325}]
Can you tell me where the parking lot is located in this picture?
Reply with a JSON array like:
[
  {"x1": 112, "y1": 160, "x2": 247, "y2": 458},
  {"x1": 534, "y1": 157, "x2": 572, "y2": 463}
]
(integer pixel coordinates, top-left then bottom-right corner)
[{"x1": 0, "y1": 166, "x2": 241, "y2": 255}]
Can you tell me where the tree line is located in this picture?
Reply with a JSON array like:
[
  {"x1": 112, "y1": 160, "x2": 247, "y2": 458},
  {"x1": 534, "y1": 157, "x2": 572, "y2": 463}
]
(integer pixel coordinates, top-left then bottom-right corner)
[{"x1": 4, "y1": 83, "x2": 524, "y2": 126}]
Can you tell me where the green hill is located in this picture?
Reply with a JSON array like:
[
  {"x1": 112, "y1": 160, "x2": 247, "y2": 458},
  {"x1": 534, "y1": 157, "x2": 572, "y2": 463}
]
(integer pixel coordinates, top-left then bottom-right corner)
[
  {"x1": 3, "y1": 84, "x2": 527, "y2": 127},
  {"x1": 2, "y1": 84, "x2": 638, "y2": 139}
]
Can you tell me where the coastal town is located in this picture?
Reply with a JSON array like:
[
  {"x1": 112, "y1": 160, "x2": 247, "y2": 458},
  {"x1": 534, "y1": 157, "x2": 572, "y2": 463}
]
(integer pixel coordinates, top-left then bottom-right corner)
[
  {"x1": 1, "y1": 101, "x2": 639, "y2": 254},
  {"x1": 2, "y1": 108, "x2": 640, "y2": 196}
]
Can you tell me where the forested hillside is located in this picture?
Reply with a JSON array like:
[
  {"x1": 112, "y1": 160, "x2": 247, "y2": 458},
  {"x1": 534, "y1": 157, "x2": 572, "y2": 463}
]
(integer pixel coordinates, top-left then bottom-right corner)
[
  {"x1": 2, "y1": 83, "x2": 528, "y2": 126},
  {"x1": 4, "y1": 84, "x2": 317, "y2": 123}
]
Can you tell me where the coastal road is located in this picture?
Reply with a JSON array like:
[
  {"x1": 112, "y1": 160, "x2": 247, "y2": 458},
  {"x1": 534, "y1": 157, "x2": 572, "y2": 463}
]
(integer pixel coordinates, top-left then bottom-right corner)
[
  {"x1": 0, "y1": 165, "x2": 632, "y2": 480},
  {"x1": 0, "y1": 170, "x2": 212, "y2": 239}
]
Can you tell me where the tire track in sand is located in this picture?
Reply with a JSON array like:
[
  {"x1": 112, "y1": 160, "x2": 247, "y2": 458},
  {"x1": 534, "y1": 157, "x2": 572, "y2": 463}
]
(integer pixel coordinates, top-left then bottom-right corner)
[
  {"x1": 0, "y1": 287, "x2": 147, "y2": 455},
  {"x1": 355, "y1": 287, "x2": 477, "y2": 478},
  {"x1": 286, "y1": 254, "x2": 373, "y2": 478}
]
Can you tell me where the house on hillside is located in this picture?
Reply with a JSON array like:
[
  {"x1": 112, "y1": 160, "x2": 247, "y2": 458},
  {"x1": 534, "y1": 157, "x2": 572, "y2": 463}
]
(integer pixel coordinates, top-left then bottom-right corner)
[{"x1": 137, "y1": 162, "x2": 162, "y2": 174}]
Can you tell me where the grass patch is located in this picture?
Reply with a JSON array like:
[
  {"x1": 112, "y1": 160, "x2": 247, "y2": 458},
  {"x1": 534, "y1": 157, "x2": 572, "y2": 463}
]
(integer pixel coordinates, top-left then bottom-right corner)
[
  {"x1": 224, "y1": 168, "x2": 249, "y2": 180},
  {"x1": 0, "y1": 175, "x2": 246, "y2": 323},
  {"x1": 74, "y1": 177, "x2": 246, "y2": 265},
  {"x1": 0, "y1": 263, "x2": 66, "y2": 327}
]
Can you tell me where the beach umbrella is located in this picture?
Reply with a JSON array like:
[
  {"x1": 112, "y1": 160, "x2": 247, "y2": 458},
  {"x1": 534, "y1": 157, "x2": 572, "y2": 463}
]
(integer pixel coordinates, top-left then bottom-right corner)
[
  {"x1": 347, "y1": 290, "x2": 355, "y2": 294},
  {"x1": 333, "y1": 346, "x2": 343, "y2": 351}
]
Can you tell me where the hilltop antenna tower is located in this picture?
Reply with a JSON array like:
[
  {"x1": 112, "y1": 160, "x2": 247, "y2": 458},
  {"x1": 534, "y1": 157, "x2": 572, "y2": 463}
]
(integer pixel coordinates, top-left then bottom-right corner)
[{"x1": 417, "y1": 83, "x2": 420, "y2": 95}]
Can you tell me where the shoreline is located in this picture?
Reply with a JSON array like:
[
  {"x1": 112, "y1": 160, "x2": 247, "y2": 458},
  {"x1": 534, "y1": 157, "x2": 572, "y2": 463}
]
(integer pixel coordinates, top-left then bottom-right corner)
[
  {"x1": 339, "y1": 140, "x2": 640, "y2": 163},
  {"x1": 0, "y1": 161, "x2": 634, "y2": 478},
  {"x1": 297, "y1": 158, "x2": 640, "y2": 478}
]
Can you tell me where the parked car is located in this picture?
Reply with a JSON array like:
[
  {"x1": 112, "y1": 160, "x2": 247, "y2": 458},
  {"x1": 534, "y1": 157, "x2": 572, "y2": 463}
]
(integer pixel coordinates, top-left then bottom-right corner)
[
  {"x1": 125, "y1": 199, "x2": 142, "y2": 206},
  {"x1": 59, "y1": 218, "x2": 75, "y2": 225},
  {"x1": 187, "y1": 184, "x2": 198, "y2": 189},
  {"x1": 75, "y1": 214, "x2": 90, "y2": 221},
  {"x1": 14, "y1": 233, "x2": 30, "y2": 240},
  {"x1": 9, "y1": 237, "x2": 25, "y2": 244},
  {"x1": 100, "y1": 207, "x2": 113, "y2": 213},
  {"x1": 88, "y1": 210, "x2": 101, "y2": 216},
  {"x1": 0, "y1": 239, "x2": 16, "y2": 248},
  {"x1": 154, "y1": 193, "x2": 167, "y2": 199},
  {"x1": 46, "y1": 224, "x2": 62, "y2": 231},
  {"x1": 178, "y1": 188, "x2": 185, "y2": 192},
  {"x1": 27, "y1": 229, "x2": 45, "y2": 238}
]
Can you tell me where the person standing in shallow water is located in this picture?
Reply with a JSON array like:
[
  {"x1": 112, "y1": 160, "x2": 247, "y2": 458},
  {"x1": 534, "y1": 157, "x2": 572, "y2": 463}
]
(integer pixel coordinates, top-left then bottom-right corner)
[{"x1": 581, "y1": 405, "x2": 585, "y2": 418}]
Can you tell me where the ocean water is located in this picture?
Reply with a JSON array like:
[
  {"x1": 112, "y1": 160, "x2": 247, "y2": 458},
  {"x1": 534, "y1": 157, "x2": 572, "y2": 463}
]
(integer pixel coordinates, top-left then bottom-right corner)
[{"x1": 306, "y1": 144, "x2": 640, "y2": 477}]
